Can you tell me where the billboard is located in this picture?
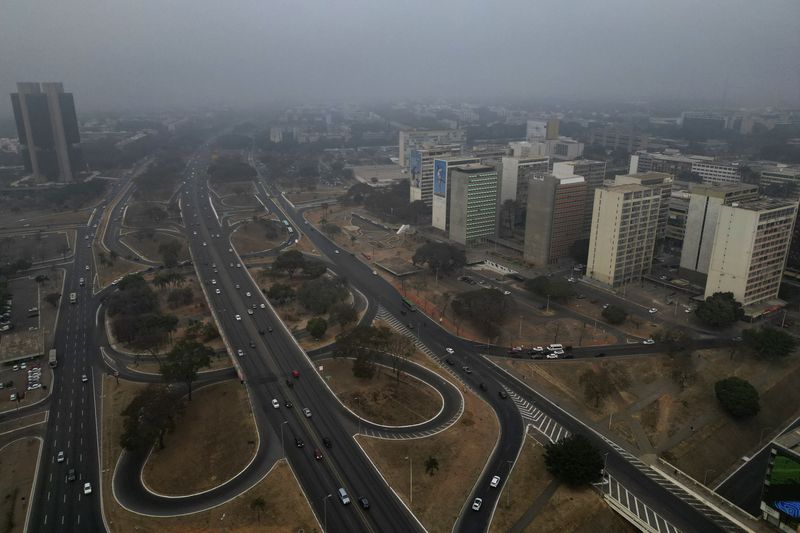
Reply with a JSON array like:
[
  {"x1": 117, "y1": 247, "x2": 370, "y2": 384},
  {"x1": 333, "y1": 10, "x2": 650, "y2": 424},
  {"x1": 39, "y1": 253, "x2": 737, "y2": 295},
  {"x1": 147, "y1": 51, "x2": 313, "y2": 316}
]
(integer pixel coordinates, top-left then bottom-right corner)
[
  {"x1": 410, "y1": 150, "x2": 422, "y2": 189},
  {"x1": 433, "y1": 159, "x2": 447, "y2": 197},
  {"x1": 763, "y1": 450, "x2": 800, "y2": 528}
]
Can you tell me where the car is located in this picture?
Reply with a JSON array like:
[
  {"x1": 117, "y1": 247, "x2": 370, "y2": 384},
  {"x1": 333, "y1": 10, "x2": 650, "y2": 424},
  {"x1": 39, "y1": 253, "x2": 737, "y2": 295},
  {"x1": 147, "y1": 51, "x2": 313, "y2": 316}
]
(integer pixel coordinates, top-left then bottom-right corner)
[
  {"x1": 462, "y1": 366, "x2": 472, "y2": 374},
  {"x1": 236, "y1": 263, "x2": 241, "y2": 268},
  {"x1": 284, "y1": 399, "x2": 293, "y2": 408},
  {"x1": 445, "y1": 358, "x2": 454, "y2": 365},
  {"x1": 66, "y1": 469, "x2": 76, "y2": 482},
  {"x1": 334, "y1": 249, "x2": 340, "y2": 254},
  {"x1": 260, "y1": 303, "x2": 266, "y2": 309},
  {"x1": 322, "y1": 437, "x2": 332, "y2": 448},
  {"x1": 546, "y1": 354, "x2": 559, "y2": 359},
  {"x1": 503, "y1": 290, "x2": 511, "y2": 295},
  {"x1": 358, "y1": 496, "x2": 370, "y2": 509},
  {"x1": 602, "y1": 303, "x2": 610, "y2": 310},
  {"x1": 268, "y1": 326, "x2": 273, "y2": 332},
  {"x1": 81, "y1": 374, "x2": 88, "y2": 383},
  {"x1": 83, "y1": 482, "x2": 92, "y2": 495},
  {"x1": 303, "y1": 407, "x2": 312, "y2": 418},
  {"x1": 57, "y1": 451, "x2": 64, "y2": 463},
  {"x1": 229, "y1": 262, "x2": 234, "y2": 267},
  {"x1": 407, "y1": 323, "x2": 414, "y2": 329},
  {"x1": 472, "y1": 497, "x2": 483, "y2": 511},
  {"x1": 202, "y1": 242, "x2": 207, "y2": 247},
  {"x1": 372, "y1": 270, "x2": 378, "y2": 275},
  {"x1": 479, "y1": 383, "x2": 488, "y2": 391},
  {"x1": 20, "y1": 363, "x2": 26, "y2": 370},
  {"x1": 642, "y1": 339, "x2": 655, "y2": 345},
  {"x1": 271, "y1": 398, "x2": 279, "y2": 409},
  {"x1": 237, "y1": 349, "x2": 244, "y2": 357},
  {"x1": 567, "y1": 277, "x2": 575, "y2": 283},
  {"x1": 10, "y1": 393, "x2": 17, "y2": 401},
  {"x1": 235, "y1": 314, "x2": 241, "y2": 321},
  {"x1": 215, "y1": 288, "x2": 221, "y2": 294},
  {"x1": 211, "y1": 279, "x2": 217, "y2": 285},
  {"x1": 595, "y1": 352, "x2": 606, "y2": 357},
  {"x1": 247, "y1": 309, "x2": 254, "y2": 315},
  {"x1": 445, "y1": 347, "x2": 454, "y2": 354},
  {"x1": 313, "y1": 448, "x2": 323, "y2": 460},
  {"x1": 648, "y1": 307, "x2": 658, "y2": 314},
  {"x1": 85, "y1": 265, "x2": 90, "y2": 271},
  {"x1": 498, "y1": 390, "x2": 508, "y2": 399},
  {"x1": 732, "y1": 336, "x2": 743, "y2": 342},
  {"x1": 235, "y1": 284, "x2": 240, "y2": 289},
  {"x1": 490, "y1": 475, "x2": 501, "y2": 488},
  {"x1": 292, "y1": 370, "x2": 300, "y2": 378},
  {"x1": 294, "y1": 437, "x2": 304, "y2": 448},
  {"x1": 228, "y1": 248, "x2": 233, "y2": 253},
  {"x1": 531, "y1": 346, "x2": 544, "y2": 353}
]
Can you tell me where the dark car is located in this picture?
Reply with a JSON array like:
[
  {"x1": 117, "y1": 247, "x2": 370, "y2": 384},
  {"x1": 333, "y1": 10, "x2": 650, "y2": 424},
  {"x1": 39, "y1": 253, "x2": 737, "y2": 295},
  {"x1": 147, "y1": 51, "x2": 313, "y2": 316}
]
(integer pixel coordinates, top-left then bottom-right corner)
[
  {"x1": 498, "y1": 390, "x2": 508, "y2": 399},
  {"x1": 249, "y1": 340, "x2": 256, "y2": 348},
  {"x1": 66, "y1": 468, "x2": 76, "y2": 482},
  {"x1": 445, "y1": 358, "x2": 454, "y2": 365},
  {"x1": 595, "y1": 352, "x2": 606, "y2": 358},
  {"x1": 284, "y1": 400, "x2": 293, "y2": 408},
  {"x1": 294, "y1": 437, "x2": 304, "y2": 448},
  {"x1": 358, "y1": 497, "x2": 370, "y2": 510},
  {"x1": 285, "y1": 379, "x2": 294, "y2": 388},
  {"x1": 323, "y1": 437, "x2": 332, "y2": 449},
  {"x1": 313, "y1": 448, "x2": 323, "y2": 460},
  {"x1": 258, "y1": 329, "x2": 265, "y2": 335},
  {"x1": 479, "y1": 383, "x2": 488, "y2": 391}
]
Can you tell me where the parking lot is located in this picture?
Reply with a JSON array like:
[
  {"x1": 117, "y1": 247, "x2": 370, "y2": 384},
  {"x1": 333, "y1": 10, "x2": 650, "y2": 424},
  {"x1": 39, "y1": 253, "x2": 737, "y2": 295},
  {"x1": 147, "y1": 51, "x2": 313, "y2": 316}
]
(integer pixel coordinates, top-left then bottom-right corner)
[
  {"x1": 0, "y1": 356, "x2": 50, "y2": 411},
  {"x1": 3, "y1": 276, "x2": 41, "y2": 334}
]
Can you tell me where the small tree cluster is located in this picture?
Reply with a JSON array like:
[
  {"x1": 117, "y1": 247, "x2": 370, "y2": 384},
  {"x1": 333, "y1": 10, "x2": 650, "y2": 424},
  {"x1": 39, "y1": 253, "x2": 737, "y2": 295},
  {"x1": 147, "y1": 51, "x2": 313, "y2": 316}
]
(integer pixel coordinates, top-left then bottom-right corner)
[
  {"x1": 412, "y1": 242, "x2": 466, "y2": 275},
  {"x1": 742, "y1": 327, "x2": 797, "y2": 358},
  {"x1": 695, "y1": 292, "x2": 743, "y2": 328},
  {"x1": 715, "y1": 377, "x2": 760, "y2": 418},
  {"x1": 524, "y1": 276, "x2": 574, "y2": 302},
  {"x1": 543, "y1": 434, "x2": 604, "y2": 486},
  {"x1": 601, "y1": 305, "x2": 628, "y2": 325}
]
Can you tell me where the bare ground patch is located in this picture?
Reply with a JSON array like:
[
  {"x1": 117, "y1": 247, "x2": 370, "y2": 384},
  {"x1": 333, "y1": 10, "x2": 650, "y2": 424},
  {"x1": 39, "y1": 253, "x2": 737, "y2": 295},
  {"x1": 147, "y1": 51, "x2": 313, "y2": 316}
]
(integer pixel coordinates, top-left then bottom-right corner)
[{"x1": 0, "y1": 437, "x2": 40, "y2": 533}]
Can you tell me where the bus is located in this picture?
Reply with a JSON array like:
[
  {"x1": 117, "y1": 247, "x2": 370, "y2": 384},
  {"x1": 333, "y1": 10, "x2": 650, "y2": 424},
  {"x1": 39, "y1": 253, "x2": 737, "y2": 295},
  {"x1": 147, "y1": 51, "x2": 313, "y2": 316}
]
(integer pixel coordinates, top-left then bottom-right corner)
[
  {"x1": 69, "y1": 292, "x2": 77, "y2": 304},
  {"x1": 401, "y1": 298, "x2": 417, "y2": 312},
  {"x1": 48, "y1": 348, "x2": 57, "y2": 368}
]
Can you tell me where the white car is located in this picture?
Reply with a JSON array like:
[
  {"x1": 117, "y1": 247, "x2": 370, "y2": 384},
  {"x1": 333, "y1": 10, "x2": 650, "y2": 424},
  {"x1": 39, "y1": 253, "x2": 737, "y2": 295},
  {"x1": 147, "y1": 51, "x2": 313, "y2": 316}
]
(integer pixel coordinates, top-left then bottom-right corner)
[
  {"x1": 271, "y1": 399, "x2": 279, "y2": 409},
  {"x1": 503, "y1": 290, "x2": 511, "y2": 295},
  {"x1": 57, "y1": 451, "x2": 64, "y2": 463},
  {"x1": 546, "y1": 354, "x2": 559, "y2": 359},
  {"x1": 490, "y1": 475, "x2": 501, "y2": 488},
  {"x1": 247, "y1": 309, "x2": 254, "y2": 315},
  {"x1": 211, "y1": 279, "x2": 217, "y2": 285},
  {"x1": 81, "y1": 374, "x2": 88, "y2": 383},
  {"x1": 237, "y1": 349, "x2": 244, "y2": 357},
  {"x1": 372, "y1": 270, "x2": 378, "y2": 275},
  {"x1": 472, "y1": 498, "x2": 483, "y2": 511},
  {"x1": 445, "y1": 347, "x2": 454, "y2": 354},
  {"x1": 236, "y1": 263, "x2": 241, "y2": 268},
  {"x1": 532, "y1": 346, "x2": 544, "y2": 352},
  {"x1": 259, "y1": 303, "x2": 266, "y2": 309},
  {"x1": 303, "y1": 408, "x2": 312, "y2": 418},
  {"x1": 85, "y1": 265, "x2": 90, "y2": 271},
  {"x1": 215, "y1": 288, "x2": 221, "y2": 294},
  {"x1": 246, "y1": 292, "x2": 251, "y2": 297},
  {"x1": 648, "y1": 308, "x2": 658, "y2": 314},
  {"x1": 235, "y1": 314, "x2": 242, "y2": 321},
  {"x1": 83, "y1": 482, "x2": 92, "y2": 495},
  {"x1": 642, "y1": 339, "x2": 655, "y2": 345},
  {"x1": 334, "y1": 250, "x2": 340, "y2": 254}
]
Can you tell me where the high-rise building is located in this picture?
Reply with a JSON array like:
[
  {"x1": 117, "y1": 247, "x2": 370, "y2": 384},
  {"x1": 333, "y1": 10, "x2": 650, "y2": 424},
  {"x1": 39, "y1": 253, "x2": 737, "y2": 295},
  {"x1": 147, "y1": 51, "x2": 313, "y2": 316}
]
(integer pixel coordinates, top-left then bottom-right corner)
[
  {"x1": 526, "y1": 119, "x2": 559, "y2": 142},
  {"x1": 399, "y1": 129, "x2": 466, "y2": 168},
  {"x1": 10, "y1": 82, "x2": 81, "y2": 181},
  {"x1": 552, "y1": 159, "x2": 607, "y2": 236},
  {"x1": 705, "y1": 198, "x2": 797, "y2": 309},
  {"x1": 409, "y1": 144, "x2": 464, "y2": 206},
  {"x1": 498, "y1": 155, "x2": 550, "y2": 205},
  {"x1": 447, "y1": 164, "x2": 499, "y2": 246},
  {"x1": 679, "y1": 183, "x2": 759, "y2": 284},
  {"x1": 614, "y1": 172, "x2": 673, "y2": 241},
  {"x1": 587, "y1": 184, "x2": 663, "y2": 287},
  {"x1": 523, "y1": 174, "x2": 587, "y2": 265},
  {"x1": 431, "y1": 155, "x2": 481, "y2": 232},
  {"x1": 666, "y1": 191, "x2": 690, "y2": 245}
]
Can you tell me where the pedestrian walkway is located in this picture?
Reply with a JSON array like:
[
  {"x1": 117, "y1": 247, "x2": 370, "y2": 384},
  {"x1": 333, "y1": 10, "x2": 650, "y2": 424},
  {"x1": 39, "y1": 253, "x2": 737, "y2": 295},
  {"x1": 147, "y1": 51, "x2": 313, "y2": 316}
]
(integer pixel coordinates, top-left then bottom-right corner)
[
  {"x1": 508, "y1": 478, "x2": 560, "y2": 533},
  {"x1": 505, "y1": 389, "x2": 570, "y2": 443}
]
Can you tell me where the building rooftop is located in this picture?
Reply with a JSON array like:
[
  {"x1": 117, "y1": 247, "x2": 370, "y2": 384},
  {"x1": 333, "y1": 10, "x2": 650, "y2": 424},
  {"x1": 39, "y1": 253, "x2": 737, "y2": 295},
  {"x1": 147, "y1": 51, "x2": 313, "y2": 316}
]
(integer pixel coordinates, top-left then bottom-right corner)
[
  {"x1": 689, "y1": 183, "x2": 759, "y2": 197},
  {"x1": 452, "y1": 163, "x2": 496, "y2": 174},
  {"x1": 728, "y1": 198, "x2": 798, "y2": 212},
  {"x1": 774, "y1": 427, "x2": 800, "y2": 456}
]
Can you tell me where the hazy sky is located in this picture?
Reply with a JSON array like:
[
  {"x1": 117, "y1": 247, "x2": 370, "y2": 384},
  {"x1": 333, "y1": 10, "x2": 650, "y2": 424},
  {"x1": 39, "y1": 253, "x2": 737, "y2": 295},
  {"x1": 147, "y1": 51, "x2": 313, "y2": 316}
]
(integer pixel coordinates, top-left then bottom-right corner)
[{"x1": 1, "y1": 0, "x2": 798, "y2": 113}]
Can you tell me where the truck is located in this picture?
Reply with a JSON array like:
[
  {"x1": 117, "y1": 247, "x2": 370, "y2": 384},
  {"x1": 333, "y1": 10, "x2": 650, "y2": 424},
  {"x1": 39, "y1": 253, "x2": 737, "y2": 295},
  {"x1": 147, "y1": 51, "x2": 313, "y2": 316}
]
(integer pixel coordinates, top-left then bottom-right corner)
[
  {"x1": 69, "y1": 292, "x2": 77, "y2": 304},
  {"x1": 49, "y1": 348, "x2": 57, "y2": 368}
]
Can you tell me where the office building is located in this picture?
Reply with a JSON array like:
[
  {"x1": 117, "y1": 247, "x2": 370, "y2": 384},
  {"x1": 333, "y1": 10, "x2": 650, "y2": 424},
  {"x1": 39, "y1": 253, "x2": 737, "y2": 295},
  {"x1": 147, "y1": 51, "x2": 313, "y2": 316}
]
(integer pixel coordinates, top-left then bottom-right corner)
[
  {"x1": 447, "y1": 164, "x2": 499, "y2": 246},
  {"x1": 523, "y1": 174, "x2": 587, "y2": 265},
  {"x1": 630, "y1": 150, "x2": 742, "y2": 186},
  {"x1": 526, "y1": 119, "x2": 559, "y2": 142},
  {"x1": 409, "y1": 144, "x2": 464, "y2": 206},
  {"x1": 679, "y1": 184, "x2": 759, "y2": 284},
  {"x1": 509, "y1": 138, "x2": 583, "y2": 162},
  {"x1": 431, "y1": 155, "x2": 480, "y2": 232},
  {"x1": 498, "y1": 155, "x2": 550, "y2": 204},
  {"x1": 399, "y1": 129, "x2": 466, "y2": 168},
  {"x1": 589, "y1": 127, "x2": 650, "y2": 152},
  {"x1": 690, "y1": 159, "x2": 742, "y2": 186},
  {"x1": 587, "y1": 184, "x2": 663, "y2": 287},
  {"x1": 615, "y1": 172, "x2": 673, "y2": 241},
  {"x1": 759, "y1": 428, "x2": 800, "y2": 532},
  {"x1": 760, "y1": 164, "x2": 800, "y2": 198},
  {"x1": 666, "y1": 191, "x2": 690, "y2": 245},
  {"x1": 552, "y1": 159, "x2": 607, "y2": 236},
  {"x1": 705, "y1": 199, "x2": 797, "y2": 308},
  {"x1": 10, "y1": 82, "x2": 81, "y2": 181}
]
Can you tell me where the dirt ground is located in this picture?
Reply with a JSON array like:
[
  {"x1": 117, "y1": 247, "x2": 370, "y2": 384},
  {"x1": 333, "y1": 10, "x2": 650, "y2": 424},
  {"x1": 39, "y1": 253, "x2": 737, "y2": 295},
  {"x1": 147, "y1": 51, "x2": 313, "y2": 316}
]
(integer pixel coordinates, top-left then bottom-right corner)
[
  {"x1": 0, "y1": 437, "x2": 41, "y2": 533},
  {"x1": 231, "y1": 218, "x2": 286, "y2": 255},
  {"x1": 142, "y1": 380, "x2": 257, "y2": 495},
  {"x1": 119, "y1": 231, "x2": 188, "y2": 264},
  {"x1": 0, "y1": 411, "x2": 47, "y2": 435},
  {"x1": 0, "y1": 231, "x2": 71, "y2": 264},
  {"x1": 496, "y1": 348, "x2": 800, "y2": 485},
  {"x1": 317, "y1": 358, "x2": 442, "y2": 426},
  {"x1": 93, "y1": 242, "x2": 143, "y2": 287},
  {"x1": 123, "y1": 201, "x2": 178, "y2": 229},
  {"x1": 124, "y1": 353, "x2": 232, "y2": 374},
  {"x1": 489, "y1": 435, "x2": 633, "y2": 533},
  {"x1": 101, "y1": 376, "x2": 317, "y2": 532},
  {"x1": 0, "y1": 208, "x2": 93, "y2": 229},
  {"x1": 564, "y1": 298, "x2": 662, "y2": 339},
  {"x1": 356, "y1": 387, "x2": 498, "y2": 532},
  {"x1": 284, "y1": 187, "x2": 347, "y2": 205}
]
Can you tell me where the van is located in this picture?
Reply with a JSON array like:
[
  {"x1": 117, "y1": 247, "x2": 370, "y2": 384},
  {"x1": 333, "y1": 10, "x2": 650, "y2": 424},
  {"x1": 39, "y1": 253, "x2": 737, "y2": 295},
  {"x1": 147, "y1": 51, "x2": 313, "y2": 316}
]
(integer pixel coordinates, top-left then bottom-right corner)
[
  {"x1": 548, "y1": 344, "x2": 563, "y2": 351},
  {"x1": 338, "y1": 487, "x2": 351, "y2": 505}
]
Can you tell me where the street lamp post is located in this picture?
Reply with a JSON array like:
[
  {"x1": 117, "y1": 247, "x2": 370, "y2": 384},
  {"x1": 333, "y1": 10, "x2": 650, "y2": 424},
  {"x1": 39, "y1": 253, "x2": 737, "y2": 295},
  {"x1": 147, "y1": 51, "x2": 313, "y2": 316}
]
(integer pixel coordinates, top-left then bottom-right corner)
[
  {"x1": 404, "y1": 456, "x2": 413, "y2": 504},
  {"x1": 323, "y1": 493, "x2": 332, "y2": 532}
]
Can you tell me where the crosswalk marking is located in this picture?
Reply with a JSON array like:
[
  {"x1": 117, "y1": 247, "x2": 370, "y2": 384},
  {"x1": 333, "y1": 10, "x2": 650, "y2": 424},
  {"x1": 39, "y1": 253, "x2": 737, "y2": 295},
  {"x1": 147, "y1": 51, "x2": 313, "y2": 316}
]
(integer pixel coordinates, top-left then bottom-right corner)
[
  {"x1": 602, "y1": 474, "x2": 682, "y2": 533},
  {"x1": 505, "y1": 389, "x2": 570, "y2": 444}
]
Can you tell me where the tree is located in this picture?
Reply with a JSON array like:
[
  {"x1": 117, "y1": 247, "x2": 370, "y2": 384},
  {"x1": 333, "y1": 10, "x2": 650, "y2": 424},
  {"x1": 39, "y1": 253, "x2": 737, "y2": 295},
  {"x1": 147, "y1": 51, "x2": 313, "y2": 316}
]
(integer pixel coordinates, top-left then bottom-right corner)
[
  {"x1": 451, "y1": 288, "x2": 512, "y2": 338},
  {"x1": 543, "y1": 434, "x2": 604, "y2": 486},
  {"x1": 695, "y1": 292, "x2": 743, "y2": 328},
  {"x1": 330, "y1": 302, "x2": 358, "y2": 329},
  {"x1": 297, "y1": 277, "x2": 348, "y2": 314},
  {"x1": 322, "y1": 222, "x2": 341, "y2": 236},
  {"x1": 167, "y1": 287, "x2": 193, "y2": 308},
  {"x1": 301, "y1": 260, "x2": 327, "y2": 279},
  {"x1": 601, "y1": 305, "x2": 628, "y2": 325},
  {"x1": 306, "y1": 317, "x2": 328, "y2": 340},
  {"x1": 34, "y1": 274, "x2": 49, "y2": 284},
  {"x1": 424, "y1": 456, "x2": 439, "y2": 476},
  {"x1": 578, "y1": 367, "x2": 616, "y2": 408},
  {"x1": 524, "y1": 276, "x2": 574, "y2": 302},
  {"x1": 44, "y1": 292, "x2": 61, "y2": 307},
  {"x1": 715, "y1": 377, "x2": 760, "y2": 419},
  {"x1": 120, "y1": 385, "x2": 181, "y2": 452},
  {"x1": 273, "y1": 250, "x2": 305, "y2": 278},
  {"x1": 742, "y1": 327, "x2": 797, "y2": 358},
  {"x1": 159, "y1": 339, "x2": 213, "y2": 400},
  {"x1": 412, "y1": 242, "x2": 466, "y2": 275},
  {"x1": 250, "y1": 497, "x2": 266, "y2": 523},
  {"x1": 267, "y1": 283, "x2": 295, "y2": 304},
  {"x1": 158, "y1": 240, "x2": 183, "y2": 268}
]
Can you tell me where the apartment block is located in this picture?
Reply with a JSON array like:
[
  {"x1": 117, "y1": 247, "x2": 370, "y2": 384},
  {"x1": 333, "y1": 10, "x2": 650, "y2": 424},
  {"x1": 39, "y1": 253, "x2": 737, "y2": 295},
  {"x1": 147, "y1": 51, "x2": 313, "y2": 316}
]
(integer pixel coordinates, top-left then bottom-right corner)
[
  {"x1": 399, "y1": 129, "x2": 466, "y2": 168},
  {"x1": 679, "y1": 183, "x2": 759, "y2": 283},
  {"x1": 523, "y1": 174, "x2": 587, "y2": 265},
  {"x1": 447, "y1": 164, "x2": 499, "y2": 246},
  {"x1": 431, "y1": 155, "x2": 481, "y2": 232},
  {"x1": 409, "y1": 144, "x2": 464, "y2": 206},
  {"x1": 614, "y1": 172, "x2": 672, "y2": 241},
  {"x1": 630, "y1": 150, "x2": 742, "y2": 186},
  {"x1": 587, "y1": 184, "x2": 663, "y2": 287},
  {"x1": 552, "y1": 159, "x2": 607, "y2": 236},
  {"x1": 705, "y1": 199, "x2": 797, "y2": 308}
]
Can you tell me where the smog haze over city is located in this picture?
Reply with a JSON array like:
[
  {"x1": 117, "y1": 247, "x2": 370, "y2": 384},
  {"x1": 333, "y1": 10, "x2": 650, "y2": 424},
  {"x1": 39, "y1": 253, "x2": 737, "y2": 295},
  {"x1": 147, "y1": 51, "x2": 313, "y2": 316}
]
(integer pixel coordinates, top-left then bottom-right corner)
[{"x1": 2, "y1": 0, "x2": 799, "y2": 111}]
